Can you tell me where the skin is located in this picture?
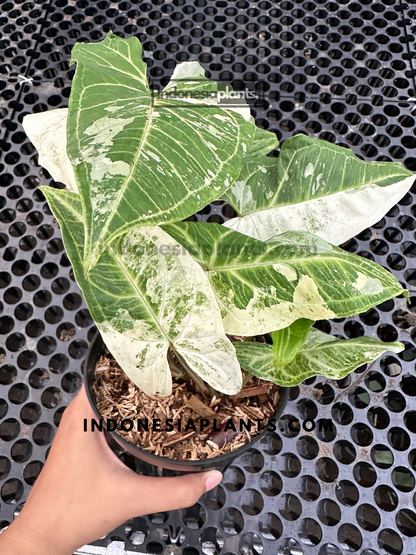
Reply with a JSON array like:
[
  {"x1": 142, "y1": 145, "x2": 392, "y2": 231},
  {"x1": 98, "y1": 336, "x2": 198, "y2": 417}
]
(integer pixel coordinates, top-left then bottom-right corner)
[{"x1": 0, "y1": 387, "x2": 223, "y2": 555}]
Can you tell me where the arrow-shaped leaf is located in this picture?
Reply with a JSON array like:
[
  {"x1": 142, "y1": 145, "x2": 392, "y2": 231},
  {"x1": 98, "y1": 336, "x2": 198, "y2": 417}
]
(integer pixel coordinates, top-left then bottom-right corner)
[
  {"x1": 40, "y1": 186, "x2": 242, "y2": 396},
  {"x1": 234, "y1": 328, "x2": 404, "y2": 386},
  {"x1": 162, "y1": 222, "x2": 405, "y2": 336},
  {"x1": 223, "y1": 134, "x2": 414, "y2": 244},
  {"x1": 67, "y1": 33, "x2": 254, "y2": 272}
]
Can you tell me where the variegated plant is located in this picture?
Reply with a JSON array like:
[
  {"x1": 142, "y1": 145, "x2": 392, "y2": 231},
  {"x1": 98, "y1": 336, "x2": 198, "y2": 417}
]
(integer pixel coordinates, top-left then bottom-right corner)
[{"x1": 24, "y1": 33, "x2": 413, "y2": 397}]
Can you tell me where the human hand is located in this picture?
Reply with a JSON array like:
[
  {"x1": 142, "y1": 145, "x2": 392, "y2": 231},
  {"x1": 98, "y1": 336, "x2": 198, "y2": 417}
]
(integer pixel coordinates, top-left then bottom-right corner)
[{"x1": 0, "y1": 386, "x2": 222, "y2": 555}]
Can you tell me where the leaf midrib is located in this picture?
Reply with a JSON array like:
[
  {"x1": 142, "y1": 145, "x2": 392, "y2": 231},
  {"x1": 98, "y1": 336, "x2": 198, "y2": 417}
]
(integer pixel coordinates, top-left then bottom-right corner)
[
  {"x1": 206, "y1": 252, "x2": 386, "y2": 273},
  {"x1": 108, "y1": 243, "x2": 171, "y2": 345},
  {"x1": 94, "y1": 93, "x2": 156, "y2": 253}
]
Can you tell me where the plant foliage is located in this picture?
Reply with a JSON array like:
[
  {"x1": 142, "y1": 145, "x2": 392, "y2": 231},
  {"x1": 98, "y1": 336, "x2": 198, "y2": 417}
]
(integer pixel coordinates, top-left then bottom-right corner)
[{"x1": 24, "y1": 33, "x2": 413, "y2": 395}]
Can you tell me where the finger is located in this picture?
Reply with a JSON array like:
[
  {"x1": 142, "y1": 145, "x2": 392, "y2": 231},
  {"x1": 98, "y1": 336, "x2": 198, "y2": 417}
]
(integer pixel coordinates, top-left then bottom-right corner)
[{"x1": 120, "y1": 470, "x2": 223, "y2": 517}]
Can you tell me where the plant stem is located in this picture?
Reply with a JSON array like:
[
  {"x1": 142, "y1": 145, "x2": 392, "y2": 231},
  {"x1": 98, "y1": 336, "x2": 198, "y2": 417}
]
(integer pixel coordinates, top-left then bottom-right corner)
[{"x1": 169, "y1": 349, "x2": 219, "y2": 399}]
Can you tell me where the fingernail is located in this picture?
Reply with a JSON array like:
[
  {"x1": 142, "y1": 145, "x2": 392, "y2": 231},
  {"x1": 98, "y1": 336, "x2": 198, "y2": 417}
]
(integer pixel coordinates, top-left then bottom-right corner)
[{"x1": 204, "y1": 470, "x2": 223, "y2": 492}]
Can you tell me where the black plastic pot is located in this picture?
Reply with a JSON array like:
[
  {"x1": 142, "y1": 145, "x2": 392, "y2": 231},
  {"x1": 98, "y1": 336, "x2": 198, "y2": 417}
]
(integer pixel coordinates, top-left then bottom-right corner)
[{"x1": 85, "y1": 333, "x2": 288, "y2": 475}]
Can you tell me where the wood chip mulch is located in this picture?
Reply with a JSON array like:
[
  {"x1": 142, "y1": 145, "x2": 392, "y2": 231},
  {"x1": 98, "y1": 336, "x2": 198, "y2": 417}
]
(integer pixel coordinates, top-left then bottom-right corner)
[{"x1": 93, "y1": 350, "x2": 280, "y2": 460}]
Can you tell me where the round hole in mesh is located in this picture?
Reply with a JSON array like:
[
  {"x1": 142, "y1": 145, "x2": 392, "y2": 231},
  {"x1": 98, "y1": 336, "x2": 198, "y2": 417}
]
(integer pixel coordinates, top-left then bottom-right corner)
[
  {"x1": 278, "y1": 494, "x2": 302, "y2": 521},
  {"x1": 258, "y1": 512, "x2": 282, "y2": 542},
  {"x1": 1, "y1": 478, "x2": 24, "y2": 505},
  {"x1": 396, "y1": 509, "x2": 416, "y2": 538},
  {"x1": 404, "y1": 411, "x2": 416, "y2": 434},
  {"x1": 8, "y1": 383, "x2": 29, "y2": 405},
  {"x1": 223, "y1": 465, "x2": 245, "y2": 492},
  {"x1": 374, "y1": 485, "x2": 399, "y2": 512},
  {"x1": 20, "y1": 402, "x2": 41, "y2": 425},
  {"x1": 350, "y1": 422, "x2": 374, "y2": 447},
  {"x1": 367, "y1": 406, "x2": 390, "y2": 429},
  {"x1": 220, "y1": 507, "x2": 244, "y2": 535},
  {"x1": 241, "y1": 489, "x2": 264, "y2": 516},
  {"x1": 391, "y1": 467, "x2": 415, "y2": 493},
  {"x1": 317, "y1": 499, "x2": 341, "y2": 527},
  {"x1": 203, "y1": 485, "x2": 225, "y2": 511},
  {"x1": 296, "y1": 436, "x2": 319, "y2": 460},
  {"x1": 371, "y1": 444, "x2": 395, "y2": 469},
  {"x1": 259, "y1": 470, "x2": 282, "y2": 497},
  {"x1": 10, "y1": 439, "x2": 32, "y2": 463},
  {"x1": 124, "y1": 517, "x2": 148, "y2": 546},
  {"x1": 199, "y1": 527, "x2": 224, "y2": 555},
  {"x1": 280, "y1": 452, "x2": 301, "y2": 478},
  {"x1": 356, "y1": 503, "x2": 381, "y2": 532},
  {"x1": 61, "y1": 371, "x2": 82, "y2": 393},
  {"x1": 0, "y1": 457, "x2": 11, "y2": 481},
  {"x1": 29, "y1": 368, "x2": 50, "y2": 389},
  {"x1": 49, "y1": 353, "x2": 69, "y2": 374},
  {"x1": 388, "y1": 427, "x2": 410, "y2": 451},
  {"x1": 316, "y1": 457, "x2": 339, "y2": 483},
  {"x1": 240, "y1": 448, "x2": 264, "y2": 473},
  {"x1": 32, "y1": 422, "x2": 55, "y2": 446},
  {"x1": 41, "y1": 386, "x2": 62, "y2": 409},
  {"x1": 377, "y1": 528, "x2": 403, "y2": 555},
  {"x1": 353, "y1": 462, "x2": 377, "y2": 488},
  {"x1": 337, "y1": 523, "x2": 362, "y2": 552},
  {"x1": 312, "y1": 383, "x2": 334, "y2": 405},
  {"x1": 335, "y1": 480, "x2": 360, "y2": 507},
  {"x1": 334, "y1": 440, "x2": 356, "y2": 464},
  {"x1": 0, "y1": 365, "x2": 17, "y2": 385},
  {"x1": 182, "y1": 503, "x2": 206, "y2": 530},
  {"x1": 0, "y1": 418, "x2": 20, "y2": 441},
  {"x1": 298, "y1": 475, "x2": 320, "y2": 502},
  {"x1": 258, "y1": 432, "x2": 282, "y2": 456}
]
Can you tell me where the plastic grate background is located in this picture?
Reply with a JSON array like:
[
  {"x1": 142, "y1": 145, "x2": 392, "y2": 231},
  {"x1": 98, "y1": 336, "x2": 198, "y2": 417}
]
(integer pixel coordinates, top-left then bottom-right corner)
[{"x1": 1, "y1": 0, "x2": 416, "y2": 553}]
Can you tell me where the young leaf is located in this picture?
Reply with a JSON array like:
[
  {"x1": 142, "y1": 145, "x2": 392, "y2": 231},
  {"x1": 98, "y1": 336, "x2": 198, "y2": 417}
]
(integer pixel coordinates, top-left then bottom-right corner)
[
  {"x1": 162, "y1": 222, "x2": 405, "y2": 336},
  {"x1": 67, "y1": 33, "x2": 254, "y2": 272},
  {"x1": 40, "y1": 186, "x2": 242, "y2": 396},
  {"x1": 234, "y1": 328, "x2": 404, "y2": 386},
  {"x1": 271, "y1": 319, "x2": 313, "y2": 367},
  {"x1": 223, "y1": 134, "x2": 415, "y2": 245},
  {"x1": 22, "y1": 109, "x2": 78, "y2": 193}
]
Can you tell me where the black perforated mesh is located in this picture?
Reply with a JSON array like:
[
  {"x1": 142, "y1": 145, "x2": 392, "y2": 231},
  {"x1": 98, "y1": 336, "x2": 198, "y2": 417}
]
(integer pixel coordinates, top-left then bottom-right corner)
[{"x1": 1, "y1": 0, "x2": 416, "y2": 553}]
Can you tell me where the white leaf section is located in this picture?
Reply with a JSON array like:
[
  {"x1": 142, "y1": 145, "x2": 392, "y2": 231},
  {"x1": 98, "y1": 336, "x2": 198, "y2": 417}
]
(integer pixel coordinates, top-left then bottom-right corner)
[
  {"x1": 224, "y1": 175, "x2": 415, "y2": 245},
  {"x1": 22, "y1": 108, "x2": 78, "y2": 193},
  {"x1": 104, "y1": 226, "x2": 243, "y2": 395}
]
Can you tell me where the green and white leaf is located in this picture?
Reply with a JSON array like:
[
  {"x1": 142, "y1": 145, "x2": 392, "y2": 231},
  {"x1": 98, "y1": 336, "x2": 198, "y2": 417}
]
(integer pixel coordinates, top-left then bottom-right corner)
[
  {"x1": 234, "y1": 328, "x2": 404, "y2": 386},
  {"x1": 68, "y1": 32, "x2": 254, "y2": 272},
  {"x1": 223, "y1": 134, "x2": 415, "y2": 245},
  {"x1": 162, "y1": 222, "x2": 404, "y2": 336},
  {"x1": 39, "y1": 186, "x2": 242, "y2": 396},
  {"x1": 22, "y1": 108, "x2": 78, "y2": 193}
]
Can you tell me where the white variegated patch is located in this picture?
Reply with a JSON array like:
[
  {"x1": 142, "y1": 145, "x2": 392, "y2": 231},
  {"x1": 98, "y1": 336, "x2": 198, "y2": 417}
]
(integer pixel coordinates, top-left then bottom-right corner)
[
  {"x1": 224, "y1": 175, "x2": 415, "y2": 245},
  {"x1": 103, "y1": 226, "x2": 242, "y2": 396},
  {"x1": 22, "y1": 108, "x2": 78, "y2": 193},
  {"x1": 219, "y1": 274, "x2": 336, "y2": 336},
  {"x1": 98, "y1": 315, "x2": 171, "y2": 396}
]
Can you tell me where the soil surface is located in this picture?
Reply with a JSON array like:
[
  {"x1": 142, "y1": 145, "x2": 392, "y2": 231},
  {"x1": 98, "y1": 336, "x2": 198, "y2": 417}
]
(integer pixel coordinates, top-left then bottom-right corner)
[{"x1": 93, "y1": 349, "x2": 280, "y2": 460}]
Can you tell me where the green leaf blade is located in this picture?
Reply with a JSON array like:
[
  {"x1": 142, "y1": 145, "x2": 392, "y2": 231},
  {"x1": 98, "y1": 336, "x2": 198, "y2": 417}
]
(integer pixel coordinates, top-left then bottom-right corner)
[
  {"x1": 67, "y1": 34, "x2": 255, "y2": 272},
  {"x1": 163, "y1": 223, "x2": 404, "y2": 335},
  {"x1": 235, "y1": 329, "x2": 404, "y2": 387},
  {"x1": 40, "y1": 186, "x2": 242, "y2": 396},
  {"x1": 224, "y1": 134, "x2": 415, "y2": 245}
]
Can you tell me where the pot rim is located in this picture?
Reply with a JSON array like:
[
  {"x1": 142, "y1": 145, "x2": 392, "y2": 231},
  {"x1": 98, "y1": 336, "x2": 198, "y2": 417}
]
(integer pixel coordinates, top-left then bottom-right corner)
[{"x1": 85, "y1": 333, "x2": 289, "y2": 469}]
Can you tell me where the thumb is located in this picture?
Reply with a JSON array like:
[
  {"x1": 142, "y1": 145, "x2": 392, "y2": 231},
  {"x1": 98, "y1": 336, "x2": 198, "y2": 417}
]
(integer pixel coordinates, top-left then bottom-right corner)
[{"x1": 121, "y1": 469, "x2": 223, "y2": 517}]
